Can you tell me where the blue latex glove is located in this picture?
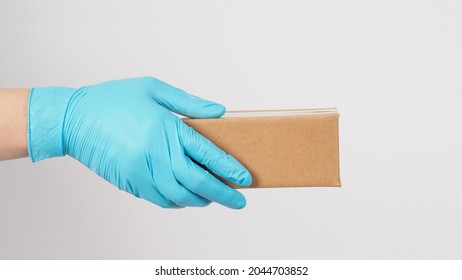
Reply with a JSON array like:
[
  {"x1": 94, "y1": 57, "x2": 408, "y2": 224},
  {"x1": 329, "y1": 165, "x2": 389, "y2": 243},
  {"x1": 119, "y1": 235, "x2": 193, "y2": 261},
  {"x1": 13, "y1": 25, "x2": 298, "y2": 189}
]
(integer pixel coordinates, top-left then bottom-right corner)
[{"x1": 28, "y1": 77, "x2": 252, "y2": 209}]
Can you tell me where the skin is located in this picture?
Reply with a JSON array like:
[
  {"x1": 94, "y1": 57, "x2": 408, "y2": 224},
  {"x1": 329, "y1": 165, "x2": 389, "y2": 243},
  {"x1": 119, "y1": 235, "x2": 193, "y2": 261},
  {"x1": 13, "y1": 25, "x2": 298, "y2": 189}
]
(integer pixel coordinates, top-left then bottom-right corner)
[{"x1": 0, "y1": 89, "x2": 29, "y2": 160}]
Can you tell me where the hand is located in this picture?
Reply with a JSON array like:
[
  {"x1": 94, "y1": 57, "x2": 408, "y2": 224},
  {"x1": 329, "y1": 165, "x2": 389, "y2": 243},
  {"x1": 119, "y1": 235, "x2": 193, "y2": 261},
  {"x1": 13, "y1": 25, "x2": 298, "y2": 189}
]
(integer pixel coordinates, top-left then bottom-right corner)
[{"x1": 28, "y1": 77, "x2": 252, "y2": 209}]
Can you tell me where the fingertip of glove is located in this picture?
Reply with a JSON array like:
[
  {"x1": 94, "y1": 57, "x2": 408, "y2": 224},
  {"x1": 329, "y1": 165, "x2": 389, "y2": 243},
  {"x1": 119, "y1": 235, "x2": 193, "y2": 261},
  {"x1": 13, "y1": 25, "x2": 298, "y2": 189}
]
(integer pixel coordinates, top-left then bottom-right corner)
[
  {"x1": 201, "y1": 102, "x2": 226, "y2": 118},
  {"x1": 235, "y1": 201, "x2": 246, "y2": 209},
  {"x1": 231, "y1": 195, "x2": 247, "y2": 209},
  {"x1": 226, "y1": 156, "x2": 253, "y2": 187},
  {"x1": 233, "y1": 163, "x2": 252, "y2": 187},
  {"x1": 235, "y1": 170, "x2": 252, "y2": 187}
]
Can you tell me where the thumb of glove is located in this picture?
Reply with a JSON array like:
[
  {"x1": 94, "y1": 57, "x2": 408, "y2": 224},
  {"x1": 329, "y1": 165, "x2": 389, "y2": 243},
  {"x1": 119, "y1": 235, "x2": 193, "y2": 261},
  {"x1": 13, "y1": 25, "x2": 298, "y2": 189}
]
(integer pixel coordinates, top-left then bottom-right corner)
[{"x1": 149, "y1": 77, "x2": 225, "y2": 118}]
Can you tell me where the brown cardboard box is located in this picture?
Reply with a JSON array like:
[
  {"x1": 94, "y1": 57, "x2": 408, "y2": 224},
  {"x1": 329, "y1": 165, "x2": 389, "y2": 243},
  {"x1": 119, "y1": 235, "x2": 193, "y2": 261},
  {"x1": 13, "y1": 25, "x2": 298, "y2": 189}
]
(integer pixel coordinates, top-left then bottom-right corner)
[{"x1": 183, "y1": 108, "x2": 340, "y2": 188}]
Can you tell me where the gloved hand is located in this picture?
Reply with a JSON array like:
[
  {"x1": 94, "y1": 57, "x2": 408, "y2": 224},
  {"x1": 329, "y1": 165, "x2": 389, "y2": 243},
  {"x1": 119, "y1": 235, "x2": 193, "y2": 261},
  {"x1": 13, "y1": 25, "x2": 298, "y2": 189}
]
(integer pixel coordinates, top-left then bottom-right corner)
[{"x1": 28, "y1": 77, "x2": 252, "y2": 209}]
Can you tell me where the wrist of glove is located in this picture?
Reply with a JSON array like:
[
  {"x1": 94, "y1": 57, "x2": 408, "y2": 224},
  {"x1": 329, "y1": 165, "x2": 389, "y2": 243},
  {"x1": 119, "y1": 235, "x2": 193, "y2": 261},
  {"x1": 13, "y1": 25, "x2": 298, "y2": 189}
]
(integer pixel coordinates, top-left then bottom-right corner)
[{"x1": 27, "y1": 77, "x2": 252, "y2": 209}]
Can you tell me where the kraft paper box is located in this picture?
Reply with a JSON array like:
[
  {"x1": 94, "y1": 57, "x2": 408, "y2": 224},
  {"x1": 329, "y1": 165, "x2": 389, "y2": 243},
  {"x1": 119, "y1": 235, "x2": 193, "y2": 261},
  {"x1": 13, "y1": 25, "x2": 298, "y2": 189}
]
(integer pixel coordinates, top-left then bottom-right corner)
[{"x1": 183, "y1": 108, "x2": 340, "y2": 188}]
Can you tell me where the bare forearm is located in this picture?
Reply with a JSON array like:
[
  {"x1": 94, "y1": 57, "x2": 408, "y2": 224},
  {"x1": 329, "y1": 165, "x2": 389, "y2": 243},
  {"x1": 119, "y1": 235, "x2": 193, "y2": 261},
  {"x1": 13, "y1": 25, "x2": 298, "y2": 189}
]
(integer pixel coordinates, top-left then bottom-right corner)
[{"x1": 0, "y1": 88, "x2": 29, "y2": 160}]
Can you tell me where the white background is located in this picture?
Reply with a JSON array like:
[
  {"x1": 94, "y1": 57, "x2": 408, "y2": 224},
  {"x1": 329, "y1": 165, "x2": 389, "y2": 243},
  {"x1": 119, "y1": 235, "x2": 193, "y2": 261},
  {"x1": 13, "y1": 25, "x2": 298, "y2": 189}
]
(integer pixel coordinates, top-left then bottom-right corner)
[{"x1": 0, "y1": 0, "x2": 461, "y2": 259}]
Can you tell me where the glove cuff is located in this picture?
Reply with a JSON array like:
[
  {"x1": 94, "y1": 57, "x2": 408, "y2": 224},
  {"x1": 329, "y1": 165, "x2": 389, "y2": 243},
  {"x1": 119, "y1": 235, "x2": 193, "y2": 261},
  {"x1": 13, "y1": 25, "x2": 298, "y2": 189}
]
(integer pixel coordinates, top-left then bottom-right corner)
[{"x1": 28, "y1": 87, "x2": 76, "y2": 162}]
